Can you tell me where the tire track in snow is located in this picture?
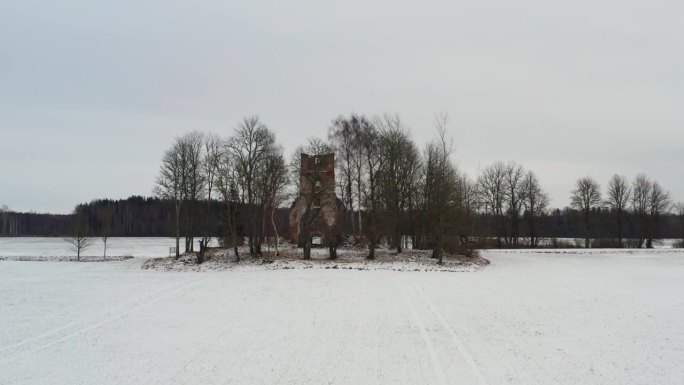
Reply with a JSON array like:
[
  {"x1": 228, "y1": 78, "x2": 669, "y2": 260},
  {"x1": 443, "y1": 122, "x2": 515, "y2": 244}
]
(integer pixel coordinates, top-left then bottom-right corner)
[
  {"x1": 2, "y1": 280, "x2": 199, "y2": 364},
  {"x1": 414, "y1": 284, "x2": 490, "y2": 385},
  {"x1": 0, "y1": 281, "x2": 187, "y2": 354},
  {"x1": 402, "y1": 287, "x2": 449, "y2": 385}
]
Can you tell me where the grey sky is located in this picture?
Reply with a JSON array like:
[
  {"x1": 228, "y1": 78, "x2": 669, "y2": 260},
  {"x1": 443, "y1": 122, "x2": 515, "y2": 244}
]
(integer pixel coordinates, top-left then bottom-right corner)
[{"x1": 1, "y1": 0, "x2": 682, "y2": 214}]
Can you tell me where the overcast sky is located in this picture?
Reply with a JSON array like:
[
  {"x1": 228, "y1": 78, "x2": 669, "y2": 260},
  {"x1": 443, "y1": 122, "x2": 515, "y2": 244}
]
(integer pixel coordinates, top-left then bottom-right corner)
[{"x1": 1, "y1": 0, "x2": 682, "y2": 214}]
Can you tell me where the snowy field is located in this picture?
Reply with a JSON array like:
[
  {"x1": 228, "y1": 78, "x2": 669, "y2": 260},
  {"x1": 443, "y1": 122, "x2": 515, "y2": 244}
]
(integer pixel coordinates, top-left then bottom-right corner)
[
  {"x1": 0, "y1": 237, "x2": 209, "y2": 260},
  {"x1": 1, "y1": 249, "x2": 684, "y2": 384},
  {"x1": 0, "y1": 237, "x2": 677, "y2": 261}
]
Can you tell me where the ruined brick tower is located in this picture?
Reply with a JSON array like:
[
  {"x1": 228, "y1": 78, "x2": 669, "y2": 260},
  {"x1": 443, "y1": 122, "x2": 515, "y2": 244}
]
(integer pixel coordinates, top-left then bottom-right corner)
[{"x1": 289, "y1": 153, "x2": 345, "y2": 250}]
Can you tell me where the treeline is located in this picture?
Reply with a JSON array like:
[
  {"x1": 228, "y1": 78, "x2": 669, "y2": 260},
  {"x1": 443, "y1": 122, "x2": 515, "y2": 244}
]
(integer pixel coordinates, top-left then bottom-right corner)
[
  {"x1": 3, "y1": 199, "x2": 682, "y2": 245},
  {"x1": 148, "y1": 113, "x2": 683, "y2": 261},
  {"x1": 0, "y1": 198, "x2": 290, "y2": 238},
  {"x1": 3, "y1": 113, "x2": 683, "y2": 257},
  {"x1": 0, "y1": 207, "x2": 72, "y2": 236},
  {"x1": 4, "y1": 199, "x2": 681, "y2": 242}
]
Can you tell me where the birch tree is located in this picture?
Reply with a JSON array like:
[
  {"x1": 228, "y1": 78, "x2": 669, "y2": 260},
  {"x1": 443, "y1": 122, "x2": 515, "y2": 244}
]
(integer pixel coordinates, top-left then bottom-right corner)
[
  {"x1": 154, "y1": 137, "x2": 187, "y2": 258},
  {"x1": 227, "y1": 116, "x2": 275, "y2": 257},
  {"x1": 216, "y1": 143, "x2": 242, "y2": 260},
  {"x1": 202, "y1": 133, "x2": 222, "y2": 247},
  {"x1": 261, "y1": 145, "x2": 288, "y2": 258}
]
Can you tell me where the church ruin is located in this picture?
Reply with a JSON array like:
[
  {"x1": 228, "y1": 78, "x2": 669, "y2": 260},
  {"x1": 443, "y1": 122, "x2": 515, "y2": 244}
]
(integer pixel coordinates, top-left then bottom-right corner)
[{"x1": 289, "y1": 153, "x2": 345, "y2": 259}]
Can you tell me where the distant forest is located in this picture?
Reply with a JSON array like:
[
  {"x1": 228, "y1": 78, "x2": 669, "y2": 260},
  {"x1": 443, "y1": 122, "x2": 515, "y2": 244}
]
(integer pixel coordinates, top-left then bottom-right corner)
[
  {"x1": 0, "y1": 197, "x2": 290, "y2": 238},
  {"x1": 1, "y1": 195, "x2": 682, "y2": 243}
]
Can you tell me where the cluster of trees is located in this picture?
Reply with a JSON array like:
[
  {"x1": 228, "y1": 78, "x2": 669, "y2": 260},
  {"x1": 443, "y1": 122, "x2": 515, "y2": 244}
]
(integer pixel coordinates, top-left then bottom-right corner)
[
  {"x1": 0, "y1": 205, "x2": 72, "y2": 236},
  {"x1": 3, "y1": 113, "x2": 683, "y2": 259},
  {"x1": 476, "y1": 161, "x2": 549, "y2": 248},
  {"x1": 154, "y1": 118, "x2": 288, "y2": 260},
  {"x1": 570, "y1": 174, "x2": 675, "y2": 248},
  {"x1": 151, "y1": 113, "x2": 555, "y2": 263},
  {"x1": 0, "y1": 199, "x2": 291, "y2": 239},
  {"x1": 149, "y1": 113, "x2": 477, "y2": 262}
]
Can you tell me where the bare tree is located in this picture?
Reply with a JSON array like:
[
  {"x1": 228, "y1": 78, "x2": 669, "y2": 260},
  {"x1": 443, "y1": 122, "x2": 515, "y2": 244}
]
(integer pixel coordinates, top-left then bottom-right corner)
[
  {"x1": 454, "y1": 173, "x2": 479, "y2": 246},
  {"x1": 477, "y1": 162, "x2": 507, "y2": 247},
  {"x1": 181, "y1": 131, "x2": 205, "y2": 254},
  {"x1": 154, "y1": 131, "x2": 205, "y2": 257},
  {"x1": 422, "y1": 112, "x2": 457, "y2": 264},
  {"x1": 216, "y1": 143, "x2": 241, "y2": 261},
  {"x1": 97, "y1": 204, "x2": 112, "y2": 258},
  {"x1": 201, "y1": 133, "x2": 222, "y2": 249},
  {"x1": 503, "y1": 162, "x2": 525, "y2": 247},
  {"x1": 675, "y1": 202, "x2": 684, "y2": 247},
  {"x1": 154, "y1": 137, "x2": 186, "y2": 258},
  {"x1": 376, "y1": 114, "x2": 420, "y2": 253},
  {"x1": 646, "y1": 181, "x2": 671, "y2": 248},
  {"x1": 349, "y1": 116, "x2": 373, "y2": 237},
  {"x1": 66, "y1": 212, "x2": 91, "y2": 261},
  {"x1": 261, "y1": 145, "x2": 288, "y2": 258},
  {"x1": 520, "y1": 170, "x2": 549, "y2": 247},
  {"x1": 631, "y1": 174, "x2": 652, "y2": 248},
  {"x1": 227, "y1": 116, "x2": 276, "y2": 257},
  {"x1": 329, "y1": 116, "x2": 360, "y2": 236},
  {"x1": 570, "y1": 177, "x2": 602, "y2": 248},
  {"x1": 358, "y1": 120, "x2": 382, "y2": 259},
  {"x1": 307, "y1": 137, "x2": 332, "y2": 156},
  {"x1": 605, "y1": 174, "x2": 631, "y2": 247}
]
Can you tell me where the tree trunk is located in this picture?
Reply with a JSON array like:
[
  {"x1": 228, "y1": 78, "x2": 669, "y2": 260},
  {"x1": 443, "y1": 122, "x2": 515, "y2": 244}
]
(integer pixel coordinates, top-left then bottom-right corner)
[
  {"x1": 225, "y1": 201, "x2": 239, "y2": 261},
  {"x1": 528, "y1": 217, "x2": 536, "y2": 248},
  {"x1": 434, "y1": 239, "x2": 443, "y2": 265},
  {"x1": 205, "y1": 184, "x2": 213, "y2": 246},
  {"x1": 356, "y1": 173, "x2": 363, "y2": 237},
  {"x1": 395, "y1": 207, "x2": 402, "y2": 253},
  {"x1": 175, "y1": 200, "x2": 181, "y2": 258},
  {"x1": 584, "y1": 209, "x2": 590, "y2": 248},
  {"x1": 271, "y1": 202, "x2": 279, "y2": 257},
  {"x1": 303, "y1": 236, "x2": 311, "y2": 260},
  {"x1": 197, "y1": 239, "x2": 205, "y2": 264},
  {"x1": 617, "y1": 211, "x2": 623, "y2": 248},
  {"x1": 347, "y1": 181, "x2": 354, "y2": 236},
  {"x1": 367, "y1": 243, "x2": 375, "y2": 260}
]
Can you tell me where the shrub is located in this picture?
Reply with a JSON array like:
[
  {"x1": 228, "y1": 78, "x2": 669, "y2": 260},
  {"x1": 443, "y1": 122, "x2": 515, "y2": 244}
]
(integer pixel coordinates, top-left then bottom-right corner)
[
  {"x1": 548, "y1": 238, "x2": 578, "y2": 248},
  {"x1": 590, "y1": 238, "x2": 621, "y2": 248}
]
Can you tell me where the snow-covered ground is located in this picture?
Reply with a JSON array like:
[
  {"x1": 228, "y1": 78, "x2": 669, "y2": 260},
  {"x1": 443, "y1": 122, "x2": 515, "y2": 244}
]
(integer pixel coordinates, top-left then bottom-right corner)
[
  {"x1": 142, "y1": 246, "x2": 486, "y2": 272},
  {"x1": 0, "y1": 237, "x2": 211, "y2": 259},
  {"x1": 1, "y1": 249, "x2": 684, "y2": 384}
]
